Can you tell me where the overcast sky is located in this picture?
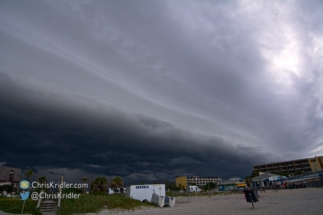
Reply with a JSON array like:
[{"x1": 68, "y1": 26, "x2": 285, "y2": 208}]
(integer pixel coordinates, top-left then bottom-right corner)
[{"x1": 0, "y1": 0, "x2": 322, "y2": 185}]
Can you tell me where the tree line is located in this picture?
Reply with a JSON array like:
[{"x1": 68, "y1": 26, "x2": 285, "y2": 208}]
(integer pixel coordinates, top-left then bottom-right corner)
[{"x1": 23, "y1": 170, "x2": 123, "y2": 193}]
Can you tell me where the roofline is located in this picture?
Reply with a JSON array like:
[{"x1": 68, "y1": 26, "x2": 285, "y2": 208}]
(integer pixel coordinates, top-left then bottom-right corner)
[{"x1": 253, "y1": 156, "x2": 322, "y2": 167}]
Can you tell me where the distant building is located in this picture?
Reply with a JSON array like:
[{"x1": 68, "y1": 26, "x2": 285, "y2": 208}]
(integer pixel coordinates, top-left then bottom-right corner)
[
  {"x1": 253, "y1": 156, "x2": 323, "y2": 175},
  {"x1": 228, "y1": 177, "x2": 243, "y2": 182},
  {"x1": 176, "y1": 176, "x2": 222, "y2": 189},
  {"x1": 218, "y1": 180, "x2": 246, "y2": 191},
  {"x1": 251, "y1": 173, "x2": 281, "y2": 183},
  {"x1": 0, "y1": 166, "x2": 22, "y2": 188}
]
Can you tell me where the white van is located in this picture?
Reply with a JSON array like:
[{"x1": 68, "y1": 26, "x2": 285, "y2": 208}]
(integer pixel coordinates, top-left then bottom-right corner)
[{"x1": 187, "y1": 185, "x2": 201, "y2": 192}]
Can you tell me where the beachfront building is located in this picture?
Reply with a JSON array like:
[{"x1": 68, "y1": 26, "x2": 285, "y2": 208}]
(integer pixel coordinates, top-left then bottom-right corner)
[
  {"x1": 218, "y1": 181, "x2": 246, "y2": 191},
  {"x1": 253, "y1": 156, "x2": 323, "y2": 175},
  {"x1": 228, "y1": 177, "x2": 243, "y2": 182},
  {"x1": 0, "y1": 166, "x2": 22, "y2": 188},
  {"x1": 176, "y1": 176, "x2": 222, "y2": 189},
  {"x1": 251, "y1": 172, "x2": 283, "y2": 187}
]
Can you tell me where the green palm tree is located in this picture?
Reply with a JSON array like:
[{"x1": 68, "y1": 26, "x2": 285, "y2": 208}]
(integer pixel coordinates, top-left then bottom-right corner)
[
  {"x1": 110, "y1": 176, "x2": 123, "y2": 190},
  {"x1": 80, "y1": 177, "x2": 89, "y2": 193},
  {"x1": 25, "y1": 170, "x2": 33, "y2": 180},
  {"x1": 38, "y1": 176, "x2": 48, "y2": 184},
  {"x1": 91, "y1": 177, "x2": 108, "y2": 192},
  {"x1": 37, "y1": 176, "x2": 49, "y2": 192},
  {"x1": 81, "y1": 177, "x2": 89, "y2": 184}
]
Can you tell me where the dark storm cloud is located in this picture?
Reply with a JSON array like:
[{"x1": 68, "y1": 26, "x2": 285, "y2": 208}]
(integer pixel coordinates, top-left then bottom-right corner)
[
  {"x1": 0, "y1": 71, "x2": 274, "y2": 182},
  {"x1": 0, "y1": 0, "x2": 323, "y2": 183}
]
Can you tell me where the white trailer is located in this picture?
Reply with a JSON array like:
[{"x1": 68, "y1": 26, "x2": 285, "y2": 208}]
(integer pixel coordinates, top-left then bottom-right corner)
[{"x1": 126, "y1": 184, "x2": 165, "y2": 202}]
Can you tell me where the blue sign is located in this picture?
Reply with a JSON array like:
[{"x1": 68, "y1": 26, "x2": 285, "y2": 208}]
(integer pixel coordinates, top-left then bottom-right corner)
[{"x1": 135, "y1": 185, "x2": 149, "y2": 189}]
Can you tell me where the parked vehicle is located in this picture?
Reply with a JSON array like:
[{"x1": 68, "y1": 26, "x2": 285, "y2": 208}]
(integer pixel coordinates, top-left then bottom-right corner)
[
  {"x1": 108, "y1": 187, "x2": 126, "y2": 194},
  {"x1": 187, "y1": 185, "x2": 201, "y2": 192}
]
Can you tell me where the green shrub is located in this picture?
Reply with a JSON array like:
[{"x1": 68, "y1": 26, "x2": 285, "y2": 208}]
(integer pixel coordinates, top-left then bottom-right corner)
[
  {"x1": 62, "y1": 188, "x2": 83, "y2": 194},
  {"x1": 0, "y1": 185, "x2": 14, "y2": 193},
  {"x1": 0, "y1": 197, "x2": 42, "y2": 215},
  {"x1": 89, "y1": 190, "x2": 107, "y2": 196},
  {"x1": 57, "y1": 193, "x2": 154, "y2": 215}
]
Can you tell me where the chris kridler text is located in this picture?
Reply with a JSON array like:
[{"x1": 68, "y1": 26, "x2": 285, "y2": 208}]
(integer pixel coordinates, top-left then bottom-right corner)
[
  {"x1": 30, "y1": 192, "x2": 81, "y2": 200},
  {"x1": 31, "y1": 181, "x2": 88, "y2": 189}
]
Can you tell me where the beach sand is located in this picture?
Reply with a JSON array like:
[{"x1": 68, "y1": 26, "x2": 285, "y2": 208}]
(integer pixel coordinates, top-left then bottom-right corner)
[
  {"x1": 87, "y1": 188, "x2": 323, "y2": 215},
  {"x1": 1, "y1": 188, "x2": 322, "y2": 215}
]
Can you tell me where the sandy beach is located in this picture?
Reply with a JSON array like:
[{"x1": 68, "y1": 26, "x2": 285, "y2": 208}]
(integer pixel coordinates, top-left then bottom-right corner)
[
  {"x1": 87, "y1": 188, "x2": 323, "y2": 215},
  {"x1": 1, "y1": 188, "x2": 322, "y2": 215}
]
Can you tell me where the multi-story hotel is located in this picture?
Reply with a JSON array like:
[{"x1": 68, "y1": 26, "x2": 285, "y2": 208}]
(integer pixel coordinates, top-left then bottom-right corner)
[
  {"x1": 253, "y1": 156, "x2": 323, "y2": 175},
  {"x1": 176, "y1": 176, "x2": 222, "y2": 189}
]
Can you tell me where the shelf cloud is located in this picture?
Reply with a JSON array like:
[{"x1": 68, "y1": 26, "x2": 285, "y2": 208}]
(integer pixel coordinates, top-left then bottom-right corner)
[{"x1": 0, "y1": 0, "x2": 322, "y2": 184}]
